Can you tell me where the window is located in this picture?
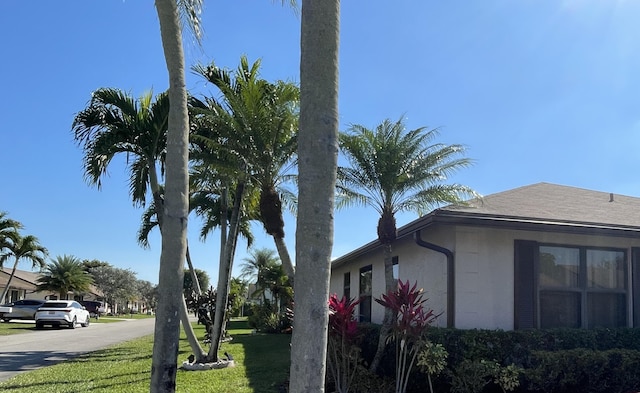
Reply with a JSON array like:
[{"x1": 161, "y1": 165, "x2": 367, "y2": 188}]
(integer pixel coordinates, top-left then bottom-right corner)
[
  {"x1": 359, "y1": 265, "x2": 372, "y2": 322},
  {"x1": 515, "y1": 240, "x2": 628, "y2": 329},
  {"x1": 343, "y1": 272, "x2": 351, "y2": 300}
]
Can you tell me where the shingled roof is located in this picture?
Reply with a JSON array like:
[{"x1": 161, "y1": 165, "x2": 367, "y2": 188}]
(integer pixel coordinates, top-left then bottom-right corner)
[
  {"x1": 439, "y1": 182, "x2": 640, "y2": 229},
  {"x1": 333, "y1": 183, "x2": 640, "y2": 266}
]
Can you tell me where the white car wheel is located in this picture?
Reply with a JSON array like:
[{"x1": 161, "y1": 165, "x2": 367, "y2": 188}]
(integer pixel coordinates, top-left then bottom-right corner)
[
  {"x1": 82, "y1": 315, "x2": 90, "y2": 327},
  {"x1": 69, "y1": 316, "x2": 77, "y2": 329}
]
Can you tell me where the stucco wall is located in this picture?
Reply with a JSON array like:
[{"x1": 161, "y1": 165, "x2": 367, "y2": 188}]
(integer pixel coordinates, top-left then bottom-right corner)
[{"x1": 330, "y1": 223, "x2": 640, "y2": 331}]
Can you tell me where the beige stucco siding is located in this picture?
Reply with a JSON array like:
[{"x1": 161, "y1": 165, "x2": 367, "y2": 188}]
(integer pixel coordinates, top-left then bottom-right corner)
[
  {"x1": 453, "y1": 226, "x2": 640, "y2": 330},
  {"x1": 331, "y1": 223, "x2": 640, "y2": 331}
]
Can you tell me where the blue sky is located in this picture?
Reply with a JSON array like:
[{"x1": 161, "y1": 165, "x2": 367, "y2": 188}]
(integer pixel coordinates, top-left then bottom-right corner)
[{"x1": 1, "y1": 0, "x2": 640, "y2": 285}]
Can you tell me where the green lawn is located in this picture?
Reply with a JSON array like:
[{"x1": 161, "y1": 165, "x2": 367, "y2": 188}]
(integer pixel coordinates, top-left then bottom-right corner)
[
  {"x1": 0, "y1": 319, "x2": 291, "y2": 393},
  {"x1": 0, "y1": 318, "x2": 124, "y2": 335}
]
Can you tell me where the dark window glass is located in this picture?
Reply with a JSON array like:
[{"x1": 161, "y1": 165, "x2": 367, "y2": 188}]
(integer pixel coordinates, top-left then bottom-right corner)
[
  {"x1": 537, "y1": 245, "x2": 627, "y2": 329},
  {"x1": 343, "y1": 272, "x2": 351, "y2": 300},
  {"x1": 588, "y1": 293, "x2": 626, "y2": 328},
  {"x1": 359, "y1": 265, "x2": 372, "y2": 322},
  {"x1": 540, "y1": 291, "x2": 581, "y2": 329}
]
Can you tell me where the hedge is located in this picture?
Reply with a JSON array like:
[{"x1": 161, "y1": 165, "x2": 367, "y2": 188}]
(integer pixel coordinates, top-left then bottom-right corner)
[{"x1": 354, "y1": 325, "x2": 640, "y2": 393}]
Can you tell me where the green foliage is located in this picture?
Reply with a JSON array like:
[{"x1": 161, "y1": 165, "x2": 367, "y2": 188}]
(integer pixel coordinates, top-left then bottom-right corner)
[
  {"x1": 228, "y1": 277, "x2": 248, "y2": 317},
  {"x1": 448, "y1": 360, "x2": 521, "y2": 393},
  {"x1": 524, "y1": 348, "x2": 640, "y2": 393},
  {"x1": 183, "y1": 268, "x2": 210, "y2": 294},
  {"x1": 327, "y1": 294, "x2": 362, "y2": 393},
  {"x1": 417, "y1": 341, "x2": 448, "y2": 393},
  {"x1": 37, "y1": 255, "x2": 93, "y2": 298},
  {"x1": 356, "y1": 326, "x2": 640, "y2": 392},
  {"x1": 247, "y1": 300, "x2": 291, "y2": 334},
  {"x1": 375, "y1": 280, "x2": 438, "y2": 393},
  {"x1": 88, "y1": 264, "x2": 138, "y2": 312}
]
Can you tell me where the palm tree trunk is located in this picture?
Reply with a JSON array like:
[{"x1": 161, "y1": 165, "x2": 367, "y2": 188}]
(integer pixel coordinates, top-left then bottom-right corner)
[
  {"x1": 369, "y1": 244, "x2": 395, "y2": 373},
  {"x1": 273, "y1": 236, "x2": 295, "y2": 281},
  {"x1": 152, "y1": 0, "x2": 190, "y2": 391},
  {"x1": 0, "y1": 258, "x2": 20, "y2": 303},
  {"x1": 289, "y1": 0, "x2": 340, "y2": 391},
  {"x1": 185, "y1": 242, "x2": 202, "y2": 294},
  {"x1": 179, "y1": 294, "x2": 207, "y2": 360},
  {"x1": 208, "y1": 181, "x2": 245, "y2": 361}
]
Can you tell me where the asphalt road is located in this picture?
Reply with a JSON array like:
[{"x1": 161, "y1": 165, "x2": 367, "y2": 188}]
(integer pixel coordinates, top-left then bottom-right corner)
[{"x1": 0, "y1": 318, "x2": 157, "y2": 382}]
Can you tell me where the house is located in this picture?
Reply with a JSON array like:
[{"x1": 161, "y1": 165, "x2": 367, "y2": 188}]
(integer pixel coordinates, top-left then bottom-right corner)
[
  {"x1": 0, "y1": 268, "x2": 40, "y2": 303},
  {"x1": 330, "y1": 183, "x2": 640, "y2": 331},
  {"x1": 1, "y1": 267, "x2": 104, "y2": 304}
]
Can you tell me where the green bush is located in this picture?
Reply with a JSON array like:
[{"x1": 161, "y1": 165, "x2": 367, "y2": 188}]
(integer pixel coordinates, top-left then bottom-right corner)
[
  {"x1": 246, "y1": 301, "x2": 291, "y2": 333},
  {"x1": 355, "y1": 325, "x2": 640, "y2": 393},
  {"x1": 524, "y1": 348, "x2": 640, "y2": 393}
]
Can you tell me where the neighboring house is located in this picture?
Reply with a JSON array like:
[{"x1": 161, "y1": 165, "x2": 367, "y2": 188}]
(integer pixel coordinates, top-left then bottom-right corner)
[
  {"x1": 0, "y1": 268, "x2": 41, "y2": 303},
  {"x1": 330, "y1": 183, "x2": 640, "y2": 331},
  {"x1": 0, "y1": 267, "x2": 104, "y2": 304}
]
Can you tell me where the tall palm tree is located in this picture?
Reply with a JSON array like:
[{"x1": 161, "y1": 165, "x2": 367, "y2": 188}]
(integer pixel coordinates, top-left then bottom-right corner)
[
  {"x1": 192, "y1": 56, "x2": 300, "y2": 280},
  {"x1": 153, "y1": 0, "x2": 196, "y2": 388},
  {"x1": 72, "y1": 87, "x2": 207, "y2": 362},
  {"x1": 0, "y1": 234, "x2": 48, "y2": 303},
  {"x1": 337, "y1": 116, "x2": 476, "y2": 372},
  {"x1": 191, "y1": 56, "x2": 299, "y2": 361},
  {"x1": 289, "y1": 0, "x2": 340, "y2": 391},
  {"x1": 37, "y1": 255, "x2": 93, "y2": 300}
]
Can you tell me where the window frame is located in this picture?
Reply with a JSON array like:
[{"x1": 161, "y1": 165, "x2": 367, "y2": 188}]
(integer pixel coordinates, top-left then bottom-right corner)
[{"x1": 536, "y1": 242, "x2": 628, "y2": 329}]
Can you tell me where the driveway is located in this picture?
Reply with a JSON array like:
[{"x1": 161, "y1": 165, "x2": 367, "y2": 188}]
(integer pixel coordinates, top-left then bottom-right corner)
[{"x1": 0, "y1": 318, "x2": 156, "y2": 382}]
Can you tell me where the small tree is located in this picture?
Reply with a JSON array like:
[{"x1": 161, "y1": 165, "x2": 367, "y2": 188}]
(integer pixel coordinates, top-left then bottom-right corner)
[
  {"x1": 37, "y1": 255, "x2": 93, "y2": 300},
  {"x1": 89, "y1": 264, "x2": 137, "y2": 313},
  {"x1": 375, "y1": 280, "x2": 437, "y2": 393},
  {"x1": 417, "y1": 341, "x2": 448, "y2": 393}
]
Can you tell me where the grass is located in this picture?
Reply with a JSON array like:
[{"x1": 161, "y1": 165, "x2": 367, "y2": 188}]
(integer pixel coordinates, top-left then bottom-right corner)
[
  {"x1": 0, "y1": 319, "x2": 291, "y2": 393},
  {"x1": 0, "y1": 318, "x2": 124, "y2": 335}
]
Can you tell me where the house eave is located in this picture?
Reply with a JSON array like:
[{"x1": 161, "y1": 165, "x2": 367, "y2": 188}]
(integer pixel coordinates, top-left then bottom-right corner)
[{"x1": 330, "y1": 209, "x2": 640, "y2": 269}]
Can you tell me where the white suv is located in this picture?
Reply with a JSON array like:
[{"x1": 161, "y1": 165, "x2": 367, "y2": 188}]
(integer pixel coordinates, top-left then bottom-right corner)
[{"x1": 35, "y1": 300, "x2": 91, "y2": 329}]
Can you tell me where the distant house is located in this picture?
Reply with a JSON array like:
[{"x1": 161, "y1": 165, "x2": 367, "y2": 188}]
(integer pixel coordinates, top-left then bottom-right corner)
[
  {"x1": 0, "y1": 268, "x2": 40, "y2": 303},
  {"x1": 330, "y1": 183, "x2": 640, "y2": 330},
  {"x1": 0, "y1": 267, "x2": 103, "y2": 304}
]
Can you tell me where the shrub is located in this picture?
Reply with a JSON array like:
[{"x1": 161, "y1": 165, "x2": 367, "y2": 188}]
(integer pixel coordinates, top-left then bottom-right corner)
[
  {"x1": 247, "y1": 300, "x2": 291, "y2": 333},
  {"x1": 375, "y1": 280, "x2": 438, "y2": 393},
  {"x1": 356, "y1": 326, "x2": 640, "y2": 393},
  {"x1": 524, "y1": 348, "x2": 640, "y2": 393},
  {"x1": 327, "y1": 294, "x2": 362, "y2": 393}
]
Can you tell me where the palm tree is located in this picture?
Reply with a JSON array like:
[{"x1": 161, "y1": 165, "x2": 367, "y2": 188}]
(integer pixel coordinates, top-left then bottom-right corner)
[
  {"x1": 192, "y1": 56, "x2": 300, "y2": 280},
  {"x1": 0, "y1": 212, "x2": 22, "y2": 259},
  {"x1": 153, "y1": 1, "x2": 202, "y2": 387},
  {"x1": 0, "y1": 234, "x2": 48, "y2": 303},
  {"x1": 37, "y1": 255, "x2": 93, "y2": 300},
  {"x1": 241, "y1": 248, "x2": 280, "y2": 303},
  {"x1": 72, "y1": 87, "x2": 207, "y2": 362},
  {"x1": 191, "y1": 56, "x2": 299, "y2": 361},
  {"x1": 337, "y1": 116, "x2": 476, "y2": 372},
  {"x1": 289, "y1": 0, "x2": 340, "y2": 391}
]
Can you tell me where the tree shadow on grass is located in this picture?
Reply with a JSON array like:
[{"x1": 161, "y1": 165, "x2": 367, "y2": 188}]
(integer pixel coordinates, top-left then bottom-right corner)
[{"x1": 230, "y1": 330, "x2": 291, "y2": 393}]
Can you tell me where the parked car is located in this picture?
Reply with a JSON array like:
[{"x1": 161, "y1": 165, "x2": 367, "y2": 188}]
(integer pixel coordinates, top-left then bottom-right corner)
[
  {"x1": 79, "y1": 300, "x2": 105, "y2": 319},
  {"x1": 34, "y1": 300, "x2": 91, "y2": 329},
  {"x1": 0, "y1": 299, "x2": 47, "y2": 322}
]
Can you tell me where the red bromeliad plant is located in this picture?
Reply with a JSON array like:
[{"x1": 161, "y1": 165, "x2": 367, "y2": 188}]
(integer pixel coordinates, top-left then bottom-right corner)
[
  {"x1": 376, "y1": 280, "x2": 438, "y2": 393},
  {"x1": 327, "y1": 294, "x2": 361, "y2": 393}
]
